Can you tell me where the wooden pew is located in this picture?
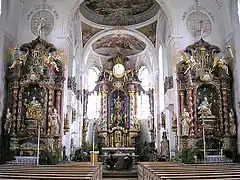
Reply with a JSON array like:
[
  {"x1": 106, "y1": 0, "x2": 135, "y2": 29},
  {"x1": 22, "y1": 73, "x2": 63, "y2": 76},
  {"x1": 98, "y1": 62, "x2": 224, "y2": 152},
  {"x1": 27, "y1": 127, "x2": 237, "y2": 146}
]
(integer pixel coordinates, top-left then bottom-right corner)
[
  {"x1": 138, "y1": 162, "x2": 240, "y2": 180},
  {"x1": 0, "y1": 162, "x2": 102, "y2": 180}
]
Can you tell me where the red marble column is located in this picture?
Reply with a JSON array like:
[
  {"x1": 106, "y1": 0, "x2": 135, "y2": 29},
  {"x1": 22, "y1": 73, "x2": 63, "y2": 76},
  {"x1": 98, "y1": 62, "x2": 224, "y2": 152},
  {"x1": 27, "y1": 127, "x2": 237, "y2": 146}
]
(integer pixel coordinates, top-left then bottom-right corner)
[
  {"x1": 179, "y1": 89, "x2": 185, "y2": 116},
  {"x1": 222, "y1": 88, "x2": 229, "y2": 136},
  {"x1": 56, "y1": 90, "x2": 62, "y2": 116},
  {"x1": 11, "y1": 82, "x2": 19, "y2": 135},
  {"x1": 187, "y1": 87, "x2": 195, "y2": 137},
  {"x1": 48, "y1": 88, "x2": 54, "y2": 114}
]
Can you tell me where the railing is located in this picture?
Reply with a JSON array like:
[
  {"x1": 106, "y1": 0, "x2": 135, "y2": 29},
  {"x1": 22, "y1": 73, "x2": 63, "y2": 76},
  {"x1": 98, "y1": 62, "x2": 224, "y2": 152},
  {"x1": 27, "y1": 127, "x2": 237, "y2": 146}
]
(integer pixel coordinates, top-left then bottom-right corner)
[{"x1": 8, "y1": 156, "x2": 38, "y2": 165}]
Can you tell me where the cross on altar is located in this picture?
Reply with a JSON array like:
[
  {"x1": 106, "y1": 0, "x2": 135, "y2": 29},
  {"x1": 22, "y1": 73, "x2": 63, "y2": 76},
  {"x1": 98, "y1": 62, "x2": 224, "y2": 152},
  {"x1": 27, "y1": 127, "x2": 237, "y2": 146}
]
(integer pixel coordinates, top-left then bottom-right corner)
[{"x1": 35, "y1": 17, "x2": 45, "y2": 37}]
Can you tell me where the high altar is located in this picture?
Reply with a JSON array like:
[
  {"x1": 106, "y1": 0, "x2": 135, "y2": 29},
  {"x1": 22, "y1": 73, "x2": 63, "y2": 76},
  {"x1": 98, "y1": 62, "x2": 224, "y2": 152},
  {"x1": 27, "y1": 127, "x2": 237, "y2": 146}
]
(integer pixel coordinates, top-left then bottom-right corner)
[
  {"x1": 3, "y1": 36, "x2": 66, "y2": 159},
  {"x1": 85, "y1": 53, "x2": 142, "y2": 148},
  {"x1": 177, "y1": 38, "x2": 237, "y2": 158}
]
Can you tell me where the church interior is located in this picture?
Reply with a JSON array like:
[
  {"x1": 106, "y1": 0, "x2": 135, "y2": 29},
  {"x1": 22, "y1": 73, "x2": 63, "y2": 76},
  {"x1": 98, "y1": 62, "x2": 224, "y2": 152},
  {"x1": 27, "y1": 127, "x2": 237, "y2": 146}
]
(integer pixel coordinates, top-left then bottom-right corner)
[{"x1": 1, "y1": 0, "x2": 240, "y2": 179}]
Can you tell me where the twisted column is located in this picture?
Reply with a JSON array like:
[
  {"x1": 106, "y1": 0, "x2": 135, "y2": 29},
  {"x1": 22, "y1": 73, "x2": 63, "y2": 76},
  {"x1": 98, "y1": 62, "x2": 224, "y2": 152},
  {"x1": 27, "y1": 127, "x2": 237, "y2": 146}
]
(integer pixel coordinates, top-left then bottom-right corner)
[
  {"x1": 48, "y1": 88, "x2": 54, "y2": 114},
  {"x1": 56, "y1": 90, "x2": 62, "y2": 116},
  {"x1": 101, "y1": 85, "x2": 108, "y2": 131},
  {"x1": 187, "y1": 87, "x2": 195, "y2": 137},
  {"x1": 128, "y1": 84, "x2": 135, "y2": 129},
  {"x1": 179, "y1": 89, "x2": 185, "y2": 116},
  {"x1": 16, "y1": 88, "x2": 24, "y2": 133},
  {"x1": 222, "y1": 88, "x2": 229, "y2": 136},
  {"x1": 11, "y1": 82, "x2": 19, "y2": 135}
]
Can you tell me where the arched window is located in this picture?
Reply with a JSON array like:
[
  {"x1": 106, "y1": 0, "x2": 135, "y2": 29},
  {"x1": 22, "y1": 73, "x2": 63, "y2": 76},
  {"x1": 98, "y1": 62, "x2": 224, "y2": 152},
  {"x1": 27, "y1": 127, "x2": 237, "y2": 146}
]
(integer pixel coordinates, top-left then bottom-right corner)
[
  {"x1": 87, "y1": 67, "x2": 100, "y2": 119},
  {"x1": 139, "y1": 66, "x2": 149, "y2": 91},
  {"x1": 87, "y1": 67, "x2": 99, "y2": 92}
]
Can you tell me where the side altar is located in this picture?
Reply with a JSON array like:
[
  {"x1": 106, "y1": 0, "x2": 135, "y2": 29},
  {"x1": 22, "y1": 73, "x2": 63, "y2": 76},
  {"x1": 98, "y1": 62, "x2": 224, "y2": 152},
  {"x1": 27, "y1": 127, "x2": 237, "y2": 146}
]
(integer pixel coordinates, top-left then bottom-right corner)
[
  {"x1": 3, "y1": 35, "x2": 66, "y2": 161},
  {"x1": 92, "y1": 53, "x2": 141, "y2": 149},
  {"x1": 177, "y1": 38, "x2": 237, "y2": 161}
]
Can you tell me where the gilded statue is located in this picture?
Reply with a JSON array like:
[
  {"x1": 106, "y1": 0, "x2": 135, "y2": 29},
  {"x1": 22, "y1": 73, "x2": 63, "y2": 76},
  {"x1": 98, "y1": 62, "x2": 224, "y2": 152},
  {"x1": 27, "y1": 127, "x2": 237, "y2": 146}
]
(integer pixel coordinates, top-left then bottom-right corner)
[
  {"x1": 198, "y1": 97, "x2": 213, "y2": 117},
  {"x1": 49, "y1": 109, "x2": 61, "y2": 135},
  {"x1": 115, "y1": 130, "x2": 122, "y2": 147},
  {"x1": 25, "y1": 97, "x2": 43, "y2": 119},
  {"x1": 4, "y1": 108, "x2": 12, "y2": 134},
  {"x1": 181, "y1": 107, "x2": 190, "y2": 136},
  {"x1": 213, "y1": 56, "x2": 229, "y2": 75},
  {"x1": 133, "y1": 116, "x2": 141, "y2": 131},
  {"x1": 229, "y1": 109, "x2": 237, "y2": 135}
]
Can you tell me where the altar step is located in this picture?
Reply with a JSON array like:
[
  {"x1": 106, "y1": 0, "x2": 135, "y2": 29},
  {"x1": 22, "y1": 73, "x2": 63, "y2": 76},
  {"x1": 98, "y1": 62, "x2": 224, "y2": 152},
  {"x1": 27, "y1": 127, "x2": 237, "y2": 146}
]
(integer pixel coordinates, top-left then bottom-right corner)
[{"x1": 103, "y1": 166, "x2": 138, "y2": 178}]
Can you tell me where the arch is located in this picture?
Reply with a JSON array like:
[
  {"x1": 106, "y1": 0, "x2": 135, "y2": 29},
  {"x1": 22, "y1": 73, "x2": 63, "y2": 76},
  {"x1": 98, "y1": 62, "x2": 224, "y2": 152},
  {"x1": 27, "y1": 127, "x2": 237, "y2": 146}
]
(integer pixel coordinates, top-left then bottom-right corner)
[{"x1": 82, "y1": 28, "x2": 157, "y2": 70}]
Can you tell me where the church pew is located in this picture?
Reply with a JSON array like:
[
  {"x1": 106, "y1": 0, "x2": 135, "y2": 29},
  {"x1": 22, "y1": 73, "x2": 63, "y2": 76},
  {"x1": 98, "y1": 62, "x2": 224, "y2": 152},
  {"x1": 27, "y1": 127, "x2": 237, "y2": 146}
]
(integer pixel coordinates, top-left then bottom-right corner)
[
  {"x1": 138, "y1": 162, "x2": 240, "y2": 180},
  {"x1": 0, "y1": 163, "x2": 102, "y2": 180}
]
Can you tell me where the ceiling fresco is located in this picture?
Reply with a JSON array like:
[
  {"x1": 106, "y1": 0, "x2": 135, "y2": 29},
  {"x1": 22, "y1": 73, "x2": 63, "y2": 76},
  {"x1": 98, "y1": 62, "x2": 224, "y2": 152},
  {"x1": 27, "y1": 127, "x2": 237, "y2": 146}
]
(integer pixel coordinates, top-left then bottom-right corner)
[
  {"x1": 137, "y1": 21, "x2": 157, "y2": 47},
  {"x1": 82, "y1": 22, "x2": 102, "y2": 46},
  {"x1": 80, "y1": 0, "x2": 160, "y2": 26},
  {"x1": 92, "y1": 34, "x2": 146, "y2": 56}
]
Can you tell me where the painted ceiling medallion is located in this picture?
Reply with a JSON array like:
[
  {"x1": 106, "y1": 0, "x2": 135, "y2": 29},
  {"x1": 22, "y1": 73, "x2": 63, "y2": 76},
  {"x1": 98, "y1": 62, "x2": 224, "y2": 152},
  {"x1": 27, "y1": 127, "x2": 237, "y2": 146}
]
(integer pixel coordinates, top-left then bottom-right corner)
[{"x1": 80, "y1": 0, "x2": 160, "y2": 26}]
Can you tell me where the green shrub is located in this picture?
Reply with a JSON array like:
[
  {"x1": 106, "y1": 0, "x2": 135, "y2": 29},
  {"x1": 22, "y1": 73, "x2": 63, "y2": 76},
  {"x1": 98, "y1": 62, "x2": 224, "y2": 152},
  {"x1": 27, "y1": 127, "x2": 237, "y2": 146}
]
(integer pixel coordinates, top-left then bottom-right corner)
[{"x1": 179, "y1": 148, "x2": 195, "y2": 164}]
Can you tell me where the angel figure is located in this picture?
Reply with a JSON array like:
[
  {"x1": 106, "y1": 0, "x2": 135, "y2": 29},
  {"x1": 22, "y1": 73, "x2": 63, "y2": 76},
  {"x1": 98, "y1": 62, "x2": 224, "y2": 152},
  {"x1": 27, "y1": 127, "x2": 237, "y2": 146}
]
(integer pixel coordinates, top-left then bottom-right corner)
[
  {"x1": 9, "y1": 51, "x2": 29, "y2": 69},
  {"x1": 184, "y1": 56, "x2": 199, "y2": 74},
  {"x1": 104, "y1": 69, "x2": 113, "y2": 82},
  {"x1": 213, "y1": 56, "x2": 229, "y2": 75},
  {"x1": 4, "y1": 108, "x2": 12, "y2": 134},
  {"x1": 44, "y1": 53, "x2": 59, "y2": 72},
  {"x1": 229, "y1": 109, "x2": 237, "y2": 135}
]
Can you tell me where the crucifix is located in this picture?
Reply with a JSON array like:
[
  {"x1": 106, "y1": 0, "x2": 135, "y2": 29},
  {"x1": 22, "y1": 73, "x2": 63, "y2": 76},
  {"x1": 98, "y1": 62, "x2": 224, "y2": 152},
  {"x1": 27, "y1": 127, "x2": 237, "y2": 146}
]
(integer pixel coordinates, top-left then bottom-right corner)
[{"x1": 35, "y1": 17, "x2": 45, "y2": 37}]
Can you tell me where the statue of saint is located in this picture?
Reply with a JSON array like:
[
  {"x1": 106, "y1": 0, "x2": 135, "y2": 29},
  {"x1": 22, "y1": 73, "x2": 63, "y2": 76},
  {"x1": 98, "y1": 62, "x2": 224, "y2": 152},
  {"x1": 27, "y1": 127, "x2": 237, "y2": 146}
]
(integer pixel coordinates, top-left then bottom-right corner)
[
  {"x1": 115, "y1": 95, "x2": 123, "y2": 111},
  {"x1": 198, "y1": 97, "x2": 212, "y2": 117},
  {"x1": 181, "y1": 107, "x2": 190, "y2": 136},
  {"x1": 172, "y1": 113, "x2": 177, "y2": 132},
  {"x1": 4, "y1": 108, "x2": 12, "y2": 134},
  {"x1": 148, "y1": 114, "x2": 153, "y2": 130},
  {"x1": 49, "y1": 109, "x2": 60, "y2": 135},
  {"x1": 229, "y1": 109, "x2": 237, "y2": 135},
  {"x1": 160, "y1": 131, "x2": 169, "y2": 158},
  {"x1": 115, "y1": 130, "x2": 122, "y2": 147},
  {"x1": 161, "y1": 112, "x2": 166, "y2": 129}
]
